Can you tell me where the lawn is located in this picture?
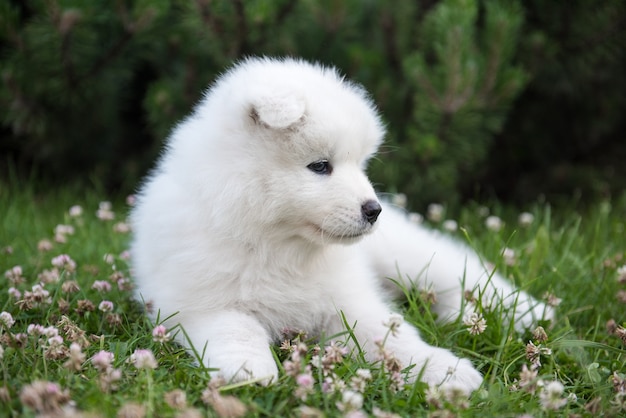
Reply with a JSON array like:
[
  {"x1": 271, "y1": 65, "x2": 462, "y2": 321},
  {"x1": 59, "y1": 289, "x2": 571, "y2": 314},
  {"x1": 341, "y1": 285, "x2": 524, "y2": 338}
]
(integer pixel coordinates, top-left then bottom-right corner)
[{"x1": 1, "y1": 181, "x2": 625, "y2": 417}]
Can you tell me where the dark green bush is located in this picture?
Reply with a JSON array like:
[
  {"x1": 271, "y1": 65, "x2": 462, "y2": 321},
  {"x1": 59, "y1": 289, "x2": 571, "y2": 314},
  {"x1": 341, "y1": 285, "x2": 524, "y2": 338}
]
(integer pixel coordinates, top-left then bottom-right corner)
[
  {"x1": 478, "y1": 0, "x2": 626, "y2": 203},
  {"x1": 370, "y1": 0, "x2": 528, "y2": 205},
  {"x1": 1, "y1": 0, "x2": 625, "y2": 207}
]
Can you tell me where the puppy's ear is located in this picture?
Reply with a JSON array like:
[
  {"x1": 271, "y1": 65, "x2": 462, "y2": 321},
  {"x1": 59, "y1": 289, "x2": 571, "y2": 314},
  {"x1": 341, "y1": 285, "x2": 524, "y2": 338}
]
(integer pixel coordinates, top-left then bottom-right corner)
[{"x1": 251, "y1": 93, "x2": 306, "y2": 129}]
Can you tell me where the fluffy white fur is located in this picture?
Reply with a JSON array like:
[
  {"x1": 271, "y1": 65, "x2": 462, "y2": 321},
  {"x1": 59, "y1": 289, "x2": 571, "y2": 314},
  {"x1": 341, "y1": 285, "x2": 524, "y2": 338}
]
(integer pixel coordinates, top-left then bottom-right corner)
[{"x1": 131, "y1": 57, "x2": 551, "y2": 393}]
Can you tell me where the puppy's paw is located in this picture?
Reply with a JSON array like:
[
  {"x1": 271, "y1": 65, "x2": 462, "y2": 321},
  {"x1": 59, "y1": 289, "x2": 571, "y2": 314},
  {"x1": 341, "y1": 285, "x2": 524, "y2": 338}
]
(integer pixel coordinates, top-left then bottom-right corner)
[
  {"x1": 412, "y1": 347, "x2": 482, "y2": 394},
  {"x1": 209, "y1": 350, "x2": 279, "y2": 385}
]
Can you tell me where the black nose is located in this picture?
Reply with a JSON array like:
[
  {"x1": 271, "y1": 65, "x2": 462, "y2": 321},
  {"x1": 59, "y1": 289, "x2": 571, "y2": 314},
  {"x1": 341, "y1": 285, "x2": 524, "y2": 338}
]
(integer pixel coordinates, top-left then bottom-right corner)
[{"x1": 361, "y1": 200, "x2": 382, "y2": 225}]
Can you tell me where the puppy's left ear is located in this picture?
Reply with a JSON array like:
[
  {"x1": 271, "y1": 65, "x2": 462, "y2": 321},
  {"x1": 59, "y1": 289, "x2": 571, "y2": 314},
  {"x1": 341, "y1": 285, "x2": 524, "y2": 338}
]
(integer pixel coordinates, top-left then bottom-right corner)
[{"x1": 251, "y1": 93, "x2": 306, "y2": 129}]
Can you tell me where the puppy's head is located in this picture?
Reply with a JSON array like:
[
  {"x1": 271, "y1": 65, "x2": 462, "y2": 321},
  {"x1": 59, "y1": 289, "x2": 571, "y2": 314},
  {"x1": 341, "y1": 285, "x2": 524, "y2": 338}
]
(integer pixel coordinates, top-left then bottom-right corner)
[{"x1": 183, "y1": 58, "x2": 386, "y2": 246}]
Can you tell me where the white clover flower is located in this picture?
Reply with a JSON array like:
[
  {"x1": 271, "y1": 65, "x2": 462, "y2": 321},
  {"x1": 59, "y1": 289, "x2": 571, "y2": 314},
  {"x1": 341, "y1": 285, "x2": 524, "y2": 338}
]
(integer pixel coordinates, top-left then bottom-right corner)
[
  {"x1": 92, "y1": 350, "x2": 114, "y2": 372},
  {"x1": 43, "y1": 326, "x2": 59, "y2": 338},
  {"x1": 98, "y1": 301, "x2": 114, "y2": 312},
  {"x1": 518, "y1": 212, "x2": 535, "y2": 227},
  {"x1": 51, "y1": 254, "x2": 76, "y2": 272},
  {"x1": 100, "y1": 368, "x2": 122, "y2": 391},
  {"x1": 355, "y1": 368, "x2": 372, "y2": 380},
  {"x1": 322, "y1": 341, "x2": 348, "y2": 366},
  {"x1": 0, "y1": 312, "x2": 15, "y2": 329},
  {"x1": 518, "y1": 364, "x2": 539, "y2": 393},
  {"x1": 113, "y1": 222, "x2": 131, "y2": 233},
  {"x1": 54, "y1": 225, "x2": 74, "y2": 244},
  {"x1": 27, "y1": 324, "x2": 45, "y2": 336},
  {"x1": 152, "y1": 325, "x2": 172, "y2": 343},
  {"x1": 539, "y1": 380, "x2": 567, "y2": 410},
  {"x1": 37, "y1": 239, "x2": 54, "y2": 252},
  {"x1": 38, "y1": 268, "x2": 60, "y2": 284},
  {"x1": 46, "y1": 342, "x2": 67, "y2": 360},
  {"x1": 463, "y1": 312, "x2": 487, "y2": 335},
  {"x1": 296, "y1": 373, "x2": 314, "y2": 389},
  {"x1": 4, "y1": 265, "x2": 23, "y2": 283},
  {"x1": 69, "y1": 342, "x2": 83, "y2": 356},
  {"x1": 54, "y1": 224, "x2": 75, "y2": 236},
  {"x1": 164, "y1": 389, "x2": 187, "y2": 409},
  {"x1": 427, "y1": 204, "x2": 444, "y2": 223},
  {"x1": 309, "y1": 355, "x2": 322, "y2": 370},
  {"x1": 92, "y1": 280, "x2": 112, "y2": 292},
  {"x1": 96, "y1": 201, "x2": 115, "y2": 221},
  {"x1": 383, "y1": 313, "x2": 403, "y2": 337},
  {"x1": 424, "y1": 385, "x2": 444, "y2": 408},
  {"x1": 443, "y1": 219, "x2": 458, "y2": 232},
  {"x1": 485, "y1": 215, "x2": 503, "y2": 232},
  {"x1": 116, "y1": 278, "x2": 131, "y2": 291},
  {"x1": 8, "y1": 287, "x2": 21, "y2": 299},
  {"x1": 131, "y1": 348, "x2": 158, "y2": 370},
  {"x1": 31, "y1": 284, "x2": 52, "y2": 305},
  {"x1": 295, "y1": 371, "x2": 315, "y2": 399},
  {"x1": 526, "y1": 341, "x2": 552, "y2": 368},
  {"x1": 68, "y1": 205, "x2": 83, "y2": 217},
  {"x1": 350, "y1": 368, "x2": 372, "y2": 393},
  {"x1": 19, "y1": 380, "x2": 71, "y2": 414},
  {"x1": 337, "y1": 390, "x2": 363, "y2": 412},
  {"x1": 322, "y1": 374, "x2": 346, "y2": 394},
  {"x1": 533, "y1": 326, "x2": 548, "y2": 343}
]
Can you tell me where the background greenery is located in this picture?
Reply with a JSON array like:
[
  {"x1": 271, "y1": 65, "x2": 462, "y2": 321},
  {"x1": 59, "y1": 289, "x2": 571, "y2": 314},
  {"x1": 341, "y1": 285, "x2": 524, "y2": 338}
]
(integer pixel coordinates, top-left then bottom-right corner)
[{"x1": 2, "y1": 0, "x2": 625, "y2": 208}]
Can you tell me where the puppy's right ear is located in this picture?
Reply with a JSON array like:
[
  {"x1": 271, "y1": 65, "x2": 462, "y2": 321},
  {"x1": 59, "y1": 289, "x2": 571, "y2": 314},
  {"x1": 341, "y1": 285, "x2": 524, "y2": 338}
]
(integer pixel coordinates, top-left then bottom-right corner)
[{"x1": 250, "y1": 93, "x2": 306, "y2": 129}]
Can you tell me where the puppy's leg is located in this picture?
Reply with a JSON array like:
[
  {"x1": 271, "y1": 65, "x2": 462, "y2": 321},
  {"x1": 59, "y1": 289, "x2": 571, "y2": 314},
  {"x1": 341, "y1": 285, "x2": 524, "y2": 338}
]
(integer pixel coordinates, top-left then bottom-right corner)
[
  {"x1": 181, "y1": 310, "x2": 278, "y2": 384},
  {"x1": 334, "y1": 296, "x2": 483, "y2": 393},
  {"x1": 362, "y1": 203, "x2": 552, "y2": 329}
]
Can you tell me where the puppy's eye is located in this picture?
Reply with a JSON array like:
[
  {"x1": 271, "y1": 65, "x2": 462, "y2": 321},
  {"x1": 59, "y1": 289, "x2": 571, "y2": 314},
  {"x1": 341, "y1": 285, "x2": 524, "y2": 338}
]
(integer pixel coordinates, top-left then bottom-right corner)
[{"x1": 307, "y1": 160, "x2": 332, "y2": 175}]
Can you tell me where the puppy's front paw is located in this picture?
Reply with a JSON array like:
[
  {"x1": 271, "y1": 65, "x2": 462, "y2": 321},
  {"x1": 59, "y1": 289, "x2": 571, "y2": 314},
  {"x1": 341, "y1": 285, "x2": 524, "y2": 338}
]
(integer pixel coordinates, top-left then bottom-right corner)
[
  {"x1": 209, "y1": 349, "x2": 278, "y2": 385},
  {"x1": 413, "y1": 347, "x2": 482, "y2": 394}
]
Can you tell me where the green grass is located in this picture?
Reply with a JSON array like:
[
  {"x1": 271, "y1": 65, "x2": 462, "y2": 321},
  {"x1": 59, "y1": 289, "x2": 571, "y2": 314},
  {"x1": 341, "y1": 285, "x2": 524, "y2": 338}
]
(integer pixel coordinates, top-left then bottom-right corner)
[{"x1": 1, "y1": 181, "x2": 625, "y2": 417}]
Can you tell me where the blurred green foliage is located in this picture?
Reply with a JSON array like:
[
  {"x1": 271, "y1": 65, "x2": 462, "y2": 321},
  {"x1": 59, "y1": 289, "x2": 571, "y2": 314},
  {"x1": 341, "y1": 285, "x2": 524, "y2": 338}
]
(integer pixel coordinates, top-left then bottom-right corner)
[
  {"x1": 378, "y1": 0, "x2": 528, "y2": 204},
  {"x1": 1, "y1": 0, "x2": 625, "y2": 207}
]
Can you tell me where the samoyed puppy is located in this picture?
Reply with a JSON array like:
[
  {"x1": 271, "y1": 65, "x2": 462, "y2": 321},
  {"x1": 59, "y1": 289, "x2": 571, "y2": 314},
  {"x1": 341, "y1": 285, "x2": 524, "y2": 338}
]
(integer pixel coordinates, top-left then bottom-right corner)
[{"x1": 131, "y1": 57, "x2": 551, "y2": 393}]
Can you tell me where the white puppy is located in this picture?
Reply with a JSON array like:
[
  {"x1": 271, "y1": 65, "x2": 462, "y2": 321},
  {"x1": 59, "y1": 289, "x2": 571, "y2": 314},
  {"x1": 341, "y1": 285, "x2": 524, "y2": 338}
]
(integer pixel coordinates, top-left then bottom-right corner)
[{"x1": 131, "y1": 57, "x2": 550, "y2": 393}]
